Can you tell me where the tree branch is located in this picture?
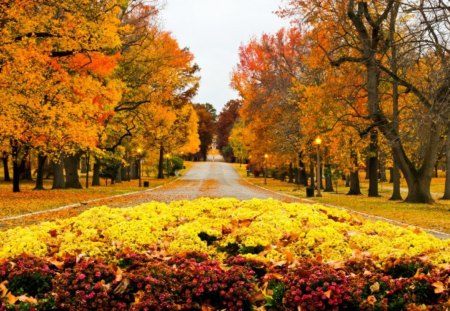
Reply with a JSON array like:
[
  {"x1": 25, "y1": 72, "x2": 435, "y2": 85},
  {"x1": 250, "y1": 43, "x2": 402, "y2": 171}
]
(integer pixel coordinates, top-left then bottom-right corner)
[
  {"x1": 378, "y1": 63, "x2": 432, "y2": 110},
  {"x1": 330, "y1": 56, "x2": 367, "y2": 67}
]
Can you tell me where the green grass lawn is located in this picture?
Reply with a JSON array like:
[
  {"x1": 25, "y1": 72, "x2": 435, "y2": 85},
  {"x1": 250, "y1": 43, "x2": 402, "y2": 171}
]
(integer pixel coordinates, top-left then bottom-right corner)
[{"x1": 233, "y1": 163, "x2": 450, "y2": 234}]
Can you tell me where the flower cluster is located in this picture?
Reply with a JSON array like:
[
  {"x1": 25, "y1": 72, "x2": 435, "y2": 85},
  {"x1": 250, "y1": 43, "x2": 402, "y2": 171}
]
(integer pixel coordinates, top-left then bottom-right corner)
[
  {"x1": 123, "y1": 253, "x2": 257, "y2": 310},
  {"x1": 0, "y1": 198, "x2": 448, "y2": 266},
  {"x1": 0, "y1": 253, "x2": 449, "y2": 310},
  {"x1": 52, "y1": 257, "x2": 119, "y2": 310},
  {"x1": 283, "y1": 261, "x2": 353, "y2": 309}
]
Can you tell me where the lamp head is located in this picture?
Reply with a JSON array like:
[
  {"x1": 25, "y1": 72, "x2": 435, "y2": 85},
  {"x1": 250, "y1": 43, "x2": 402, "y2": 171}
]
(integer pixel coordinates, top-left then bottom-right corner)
[{"x1": 314, "y1": 137, "x2": 322, "y2": 145}]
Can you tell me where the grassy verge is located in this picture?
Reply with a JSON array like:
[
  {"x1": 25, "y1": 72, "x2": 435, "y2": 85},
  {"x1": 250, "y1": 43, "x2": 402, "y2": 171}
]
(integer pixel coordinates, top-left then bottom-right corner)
[
  {"x1": 233, "y1": 163, "x2": 450, "y2": 234},
  {"x1": 0, "y1": 161, "x2": 193, "y2": 219}
]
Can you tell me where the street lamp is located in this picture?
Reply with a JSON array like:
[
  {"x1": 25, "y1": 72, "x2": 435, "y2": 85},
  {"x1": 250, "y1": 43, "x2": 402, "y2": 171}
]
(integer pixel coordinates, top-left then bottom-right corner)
[
  {"x1": 264, "y1": 153, "x2": 269, "y2": 185},
  {"x1": 137, "y1": 148, "x2": 142, "y2": 187},
  {"x1": 314, "y1": 137, "x2": 322, "y2": 197}
]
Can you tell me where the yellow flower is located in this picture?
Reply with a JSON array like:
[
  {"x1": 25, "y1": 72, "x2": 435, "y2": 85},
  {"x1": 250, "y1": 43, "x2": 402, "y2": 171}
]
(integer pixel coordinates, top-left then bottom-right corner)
[{"x1": 0, "y1": 198, "x2": 448, "y2": 265}]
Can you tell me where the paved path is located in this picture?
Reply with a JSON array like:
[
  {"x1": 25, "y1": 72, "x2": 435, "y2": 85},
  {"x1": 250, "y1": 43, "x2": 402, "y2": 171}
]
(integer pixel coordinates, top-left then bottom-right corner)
[{"x1": 111, "y1": 162, "x2": 297, "y2": 205}]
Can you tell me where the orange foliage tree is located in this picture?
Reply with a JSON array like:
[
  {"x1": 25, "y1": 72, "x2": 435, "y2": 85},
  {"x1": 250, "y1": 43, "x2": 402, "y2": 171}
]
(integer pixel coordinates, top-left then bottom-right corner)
[
  {"x1": 281, "y1": 0, "x2": 450, "y2": 203},
  {"x1": 231, "y1": 29, "x2": 305, "y2": 179},
  {"x1": 0, "y1": 0, "x2": 201, "y2": 192},
  {"x1": 0, "y1": 0, "x2": 126, "y2": 192}
]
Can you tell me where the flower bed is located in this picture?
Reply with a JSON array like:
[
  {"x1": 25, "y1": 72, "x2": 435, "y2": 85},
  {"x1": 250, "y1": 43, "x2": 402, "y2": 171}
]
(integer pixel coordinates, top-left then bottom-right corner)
[
  {"x1": 0, "y1": 253, "x2": 448, "y2": 310},
  {"x1": 0, "y1": 198, "x2": 449, "y2": 309}
]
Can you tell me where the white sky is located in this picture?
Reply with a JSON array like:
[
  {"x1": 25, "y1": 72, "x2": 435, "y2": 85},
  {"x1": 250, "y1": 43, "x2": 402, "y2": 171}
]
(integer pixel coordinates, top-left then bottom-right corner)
[{"x1": 160, "y1": 0, "x2": 290, "y2": 112}]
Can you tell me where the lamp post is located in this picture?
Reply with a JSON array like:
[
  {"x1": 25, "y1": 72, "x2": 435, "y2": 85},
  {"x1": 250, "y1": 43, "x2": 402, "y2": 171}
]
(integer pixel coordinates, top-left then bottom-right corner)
[
  {"x1": 264, "y1": 153, "x2": 269, "y2": 185},
  {"x1": 137, "y1": 148, "x2": 142, "y2": 187},
  {"x1": 314, "y1": 137, "x2": 322, "y2": 197}
]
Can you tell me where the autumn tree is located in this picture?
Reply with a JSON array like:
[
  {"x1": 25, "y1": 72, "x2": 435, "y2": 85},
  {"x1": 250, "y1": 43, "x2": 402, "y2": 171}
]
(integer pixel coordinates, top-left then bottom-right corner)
[
  {"x1": 81, "y1": 3, "x2": 199, "y2": 185},
  {"x1": 232, "y1": 29, "x2": 305, "y2": 171},
  {"x1": 193, "y1": 103, "x2": 217, "y2": 161},
  {"x1": 112, "y1": 24, "x2": 200, "y2": 179},
  {"x1": 0, "y1": 0, "x2": 126, "y2": 192},
  {"x1": 0, "y1": 0, "x2": 202, "y2": 192},
  {"x1": 217, "y1": 99, "x2": 242, "y2": 162},
  {"x1": 228, "y1": 121, "x2": 249, "y2": 165},
  {"x1": 281, "y1": 0, "x2": 450, "y2": 203}
]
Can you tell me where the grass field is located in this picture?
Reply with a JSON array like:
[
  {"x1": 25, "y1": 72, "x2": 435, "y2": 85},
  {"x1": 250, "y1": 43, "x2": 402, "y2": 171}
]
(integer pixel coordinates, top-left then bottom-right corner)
[{"x1": 233, "y1": 163, "x2": 450, "y2": 234}]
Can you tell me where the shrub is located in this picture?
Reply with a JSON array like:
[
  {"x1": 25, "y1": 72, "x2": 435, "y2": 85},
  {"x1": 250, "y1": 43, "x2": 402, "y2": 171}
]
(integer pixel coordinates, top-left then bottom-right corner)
[
  {"x1": 0, "y1": 256, "x2": 56, "y2": 298},
  {"x1": 52, "y1": 257, "x2": 119, "y2": 310},
  {"x1": 170, "y1": 156, "x2": 184, "y2": 172},
  {"x1": 283, "y1": 261, "x2": 353, "y2": 310}
]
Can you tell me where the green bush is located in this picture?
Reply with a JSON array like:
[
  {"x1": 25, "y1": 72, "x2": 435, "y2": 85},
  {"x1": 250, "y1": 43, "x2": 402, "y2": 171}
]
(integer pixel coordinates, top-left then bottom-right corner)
[{"x1": 170, "y1": 156, "x2": 184, "y2": 173}]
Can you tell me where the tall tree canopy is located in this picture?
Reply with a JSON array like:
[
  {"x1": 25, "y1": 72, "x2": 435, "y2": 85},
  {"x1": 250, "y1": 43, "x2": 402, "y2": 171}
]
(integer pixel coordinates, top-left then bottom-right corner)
[
  {"x1": 0, "y1": 0, "x2": 201, "y2": 191},
  {"x1": 280, "y1": 0, "x2": 450, "y2": 202}
]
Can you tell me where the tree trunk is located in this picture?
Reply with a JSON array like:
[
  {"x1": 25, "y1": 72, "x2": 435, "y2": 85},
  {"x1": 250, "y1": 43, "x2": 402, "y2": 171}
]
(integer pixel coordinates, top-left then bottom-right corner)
[
  {"x1": 387, "y1": 120, "x2": 440, "y2": 203},
  {"x1": 347, "y1": 147, "x2": 361, "y2": 195},
  {"x1": 288, "y1": 162, "x2": 294, "y2": 183},
  {"x1": 368, "y1": 130, "x2": 379, "y2": 197},
  {"x1": 2, "y1": 152, "x2": 11, "y2": 181},
  {"x1": 324, "y1": 164, "x2": 334, "y2": 192},
  {"x1": 442, "y1": 124, "x2": 450, "y2": 200},
  {"x1": 46, "y1": 161, "x2": 54, "y2": 179},
  {"x1": 34, "y1": 154, "x2": 47, "y2": 190},
  {"x1": 158, "y1": 145, "x2": 164, "y2": 179},
  {"x1": 364, "y1": 157, "x2": 370, "y2": 180},
  {"x1": 21, "y1": 155, "x2": 33, "y2": 181},
  {"x1": 298, "y1": 158, "x2": 308, "y2": 186},
  {"x1": 405, "y1": 173, "x2": 433, "y2": 203},
  {"x1": 347, "y1": 170, "x2": 362, "y2": 195},
  {"x1": 130, "y1": 159, "x2": 138, "y2": 179},
  {"x1": 345, "y1": 174, "x2": 350, "y2": 187},
  {"x1": 64, "y1": 153, "x2": 82, "y2": 189},
  {"x1": 92, "y1": 159, "x2": 101, "y2": 186},
  {"x1": 121, "y1": 165, "x2": 129, "y2": 181},
  {"x1": 52, "y1": 160, "x2": 65, "y2": 189},
  {"x1": 320, "y1": 165, "x2": 324, "y2": 189},
  {"x1": 388, "y1": 3, "x2": 402, "y2": 202},
  {"x1": 12, "y1": 159, "x2": 24, "y2": 193},
  {"x1": 390, "y1": 161, "x2": 403, "y2": 201},
  {"x1": 85, "y1": 152, "x2": 90, "y2": 189},
  {"x1": 115, "y1": 165, "x2": 122, "y2": 183},
  {"x1": 309, "y1": 157, "x2": 315, "y2": 188},
  {"x1": 81, "y1": 156, "x2": 88, "y2": 174},
  {"x1": 379, "y1": 152, "x2": 387, "y2": 182},
  {"x1": 11, "y1": 141, "x2": 28, "y2": 193}
]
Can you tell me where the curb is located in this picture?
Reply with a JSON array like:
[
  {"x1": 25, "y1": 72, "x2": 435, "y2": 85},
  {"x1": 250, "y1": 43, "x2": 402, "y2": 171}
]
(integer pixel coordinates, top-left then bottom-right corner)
[{"x1": 241, "y1": 177, "x2": 450, "y2": 240}]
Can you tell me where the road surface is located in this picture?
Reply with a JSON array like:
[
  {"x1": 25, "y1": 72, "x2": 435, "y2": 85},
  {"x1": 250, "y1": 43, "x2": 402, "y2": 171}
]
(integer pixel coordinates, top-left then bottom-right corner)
[{"x1": 115, "y1": 162, "x2": 296, "y2": 205}]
